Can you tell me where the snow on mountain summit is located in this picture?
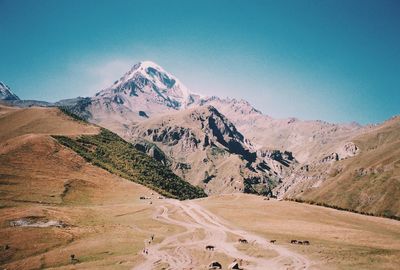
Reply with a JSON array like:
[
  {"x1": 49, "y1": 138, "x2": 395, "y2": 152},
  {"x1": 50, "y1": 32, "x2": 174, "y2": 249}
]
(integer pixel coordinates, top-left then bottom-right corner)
[
  {"x1": 97, "y1": 60, "x2": 194, "y2": 109},
  {"x1": 68, "y1": 60, "x2": 265, "y2": 129},
  {"x1": 0, "y1": 82, "x2": 20, "y2": 100}
]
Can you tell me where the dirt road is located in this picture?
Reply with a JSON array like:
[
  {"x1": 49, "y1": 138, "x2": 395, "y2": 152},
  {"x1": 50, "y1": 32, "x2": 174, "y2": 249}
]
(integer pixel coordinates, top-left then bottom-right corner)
[{"x1": 132, "y1": 199, "x2": 312, "y2": 270}]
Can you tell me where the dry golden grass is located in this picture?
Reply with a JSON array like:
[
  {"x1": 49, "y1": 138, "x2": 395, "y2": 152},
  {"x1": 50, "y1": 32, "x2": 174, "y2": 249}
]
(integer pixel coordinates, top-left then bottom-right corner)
[
  {"x1": 0, "y1": 106, "x2": 176, "y2": 269},
  {"x1": 0, "y1": 105, "x2": 99, "y2": 142},
  {"x1": 200, "y1": 194, "x2": 400, "y2": 270},
  {"x1": 2, "y1": 106, "x2": 399, "y2": 269},
  {"x1": 297, "y1": 116, "x2": 400, "y2": 218}
]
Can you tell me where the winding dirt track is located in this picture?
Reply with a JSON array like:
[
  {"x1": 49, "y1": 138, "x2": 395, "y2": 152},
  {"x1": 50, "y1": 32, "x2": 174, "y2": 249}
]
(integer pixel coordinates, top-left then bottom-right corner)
[{"x1": 133, "y1": 199, "x2": 312, "y2": 270}]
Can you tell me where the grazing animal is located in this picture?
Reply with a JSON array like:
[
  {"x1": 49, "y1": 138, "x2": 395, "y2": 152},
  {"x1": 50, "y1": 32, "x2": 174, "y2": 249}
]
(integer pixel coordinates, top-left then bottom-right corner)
[
  {"x1": 238, "y1": 238, "x2": 248, "y2": 244},
  {"x1": 229, "y1": 261, "x2": 242, "y2": 270},
  {"x1": 70, "y1": 254, "x2": 79, "y2": 264},
  {"x1": 303, "y1": 240, "x2": 310, "y2": 245},
  {"x1": 270, "y1": 240, "x2": 276, "y2": 244},
  {"x1": 206, "y1": 245, "x2": 215, "y2": 251},
  {"x1": 298, "y1": 241, "x2": 303, "y2": 245},
  {"x1": 209, "y1": 261, "x2": 222, "y2": 269},
  {"x1": 290, "y1": 240, "x2": 298, "y2": 244}
]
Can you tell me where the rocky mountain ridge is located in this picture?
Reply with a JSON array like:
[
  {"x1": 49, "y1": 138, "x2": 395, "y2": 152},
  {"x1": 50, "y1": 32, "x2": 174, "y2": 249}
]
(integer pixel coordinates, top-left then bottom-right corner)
[
  {"x1": 127, "y1": 105, "x2": 296, "y2": 195},
  {"x1": 0, "y1": 82, "x2": 20, "y2": 101}
]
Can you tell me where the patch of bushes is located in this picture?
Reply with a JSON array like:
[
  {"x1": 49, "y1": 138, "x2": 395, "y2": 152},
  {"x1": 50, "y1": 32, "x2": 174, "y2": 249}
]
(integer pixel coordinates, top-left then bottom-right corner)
[
  {"x1": 286, "y1": 198, "x2": 400, "y2": 221},
  {"x1": 53, "y1": 129, "x2": 207, "y2": 200},
  {"x1": 243, "y1": 178, "x2": 272, "y2": 196},
  {"x1": 58, "y1": 106, "x2": 88, "y2": 122}
]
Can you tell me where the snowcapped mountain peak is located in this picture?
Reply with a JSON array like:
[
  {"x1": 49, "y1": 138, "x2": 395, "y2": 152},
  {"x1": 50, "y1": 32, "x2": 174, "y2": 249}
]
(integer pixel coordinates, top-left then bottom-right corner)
[
  {"x1": 0, "y1": 81, "x2": 20, "y2": 101},
  {"x1": 86, "y1": 61, "x2": 203, "y2": 123},
  {"x1": 99, "y1": 60, "x2": 192, "y2": 109},
  {"x1": 138, "y1": 60, "x2": 165, "y2": 72}
]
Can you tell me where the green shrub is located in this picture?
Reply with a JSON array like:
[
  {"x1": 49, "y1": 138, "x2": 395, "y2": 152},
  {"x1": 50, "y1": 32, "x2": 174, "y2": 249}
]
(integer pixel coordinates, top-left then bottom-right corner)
[
  {"x1": 58, "y1": 106, "x2": 87, "y2": 122},
  {"x1": 53, "y1": 129, "x2": 207, "y2": 200}
]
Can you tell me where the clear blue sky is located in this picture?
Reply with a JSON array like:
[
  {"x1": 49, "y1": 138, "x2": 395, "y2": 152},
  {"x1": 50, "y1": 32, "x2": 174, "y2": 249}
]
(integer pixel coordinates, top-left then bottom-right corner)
[{"x1": 0, "y1": 0, "x2": 399, "y2": 124}]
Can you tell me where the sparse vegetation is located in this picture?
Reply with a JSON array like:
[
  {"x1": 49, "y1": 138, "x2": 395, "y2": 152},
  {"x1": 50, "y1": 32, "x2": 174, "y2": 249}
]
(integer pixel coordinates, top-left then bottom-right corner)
[
  {"x1": 243, "y1": 177, "x2": 272, "y2": 196},
  {"x1": 286, "y1": 198, "x2": 400, "y2": 221},
  {"x1": 58, "y1": 106, "x2": 88, "y2": 122},
  {"x1": 53, "y1": 129, "x2": 207, "y2": 200}
]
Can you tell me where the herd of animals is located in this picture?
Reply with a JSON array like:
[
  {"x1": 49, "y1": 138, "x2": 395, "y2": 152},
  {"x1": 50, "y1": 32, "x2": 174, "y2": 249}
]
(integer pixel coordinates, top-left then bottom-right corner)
[
  {"x1": 194, "y1": 238, "x2": 311, "y2": 269},
  {"x1": 206, "y1": 238, "x2": 311, "y2": 269},
  {"x1": 101, "y1": 194, "x2": 311, "y2": 269}
]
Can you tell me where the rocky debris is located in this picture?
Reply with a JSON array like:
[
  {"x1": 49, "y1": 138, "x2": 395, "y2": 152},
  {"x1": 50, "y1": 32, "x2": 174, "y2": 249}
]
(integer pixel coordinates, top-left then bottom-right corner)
[
  {"x1": 338, "y1": 141, "x2": 359, "y2": 159},
  {"x1": 9, "y1": 217, "x2": 67, "y2": 228},
  {"x1": 320, "y1": 153, "x2": 339, "y2": 163}
]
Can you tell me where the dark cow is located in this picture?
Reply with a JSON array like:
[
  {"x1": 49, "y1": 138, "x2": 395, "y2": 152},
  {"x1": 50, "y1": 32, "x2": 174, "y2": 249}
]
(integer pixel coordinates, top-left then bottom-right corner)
[
  {"x1": 290, "y1": 240, "x2": 297, "y2": 244},
  {"x1": 238, "y1": 238, "x2": 248, "y2": 244},
  {"x1": 70, "y1": 254, "x2": 79, "y2": 264},
  {"x1": 270, "y1": 240, "x2": 276, "y2": 244},
  {"x1": 303, "y1": 240, "x2": 310, "y2": 245},
  {"x1": 206, "y1": 245, "x2": 215, "y2": 251},
  {"x1": 209, "y1": 261, "x2": 222, "y2": 269}
]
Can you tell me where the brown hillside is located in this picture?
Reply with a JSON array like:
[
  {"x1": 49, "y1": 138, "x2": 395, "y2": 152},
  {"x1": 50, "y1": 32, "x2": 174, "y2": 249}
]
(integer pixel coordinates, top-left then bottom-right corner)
[
  {"x1": 292, "y1": 116, "x2": 400, "y2": 218},
  {"x1": 0, "y1": 106, "x2": 174, "y2": 269},
  {"x1": 0, "y1": 105, "x2": 99, "y2": 142}
]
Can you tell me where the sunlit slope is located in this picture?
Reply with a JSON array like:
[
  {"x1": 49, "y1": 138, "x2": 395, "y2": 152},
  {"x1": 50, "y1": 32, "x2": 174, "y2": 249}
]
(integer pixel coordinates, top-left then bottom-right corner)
[
  {"x1": 54, "y1": 129, "x2": 207, "y2": 200},
  {"x1": 201, "y1": 194, "x2": 400, "y2": 270},
  {"x1": 0, "y1": 105, "x2": 99, "y2": 142},
  {"x1": 293, "y1": 116, "x2": 400, "y2": 218},
  {"x1": 0, "y1": 105, "x2": 178, "y2": 269}
]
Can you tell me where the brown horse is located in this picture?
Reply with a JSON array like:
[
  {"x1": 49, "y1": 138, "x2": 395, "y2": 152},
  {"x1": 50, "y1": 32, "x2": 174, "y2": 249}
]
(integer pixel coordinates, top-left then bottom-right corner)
[{"x1": 238, "y1": 239, "x2": 248, "y2": 244}]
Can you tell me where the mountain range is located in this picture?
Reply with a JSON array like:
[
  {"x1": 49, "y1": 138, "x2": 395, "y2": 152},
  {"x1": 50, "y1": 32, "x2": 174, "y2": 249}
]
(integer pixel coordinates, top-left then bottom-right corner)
[{"x1": 1, "y1": 61, "x2": 399, "y2": 218}]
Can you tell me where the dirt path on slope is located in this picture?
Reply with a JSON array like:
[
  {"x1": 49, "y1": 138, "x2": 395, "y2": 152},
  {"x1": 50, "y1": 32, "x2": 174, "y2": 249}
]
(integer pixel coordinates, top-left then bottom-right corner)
[{"x1": 132, "y1": 199, "x2": 312, "y2": 270}]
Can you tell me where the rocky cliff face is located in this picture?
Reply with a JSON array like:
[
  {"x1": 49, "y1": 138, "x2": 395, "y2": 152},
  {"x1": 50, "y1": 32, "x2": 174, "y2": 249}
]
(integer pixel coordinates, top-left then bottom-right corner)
[
  {"x1": 200, "y1": 96, "x2": 364, "y2": 164},
  {"x1": 127, "y1": 105, "x2": 296, "y2": 195}
]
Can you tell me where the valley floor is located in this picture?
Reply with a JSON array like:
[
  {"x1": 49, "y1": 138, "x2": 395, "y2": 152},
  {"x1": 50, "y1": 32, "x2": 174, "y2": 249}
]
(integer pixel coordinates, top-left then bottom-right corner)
[
  {"x1": 200, "y1": 194, "x2": 400, "y2": 270},
  {"x1": 3, "y1": 193, "x2": 400, "y2": 270},
  {"x1": 133, "y1": 199, "x2": 310, "y2": 270}
]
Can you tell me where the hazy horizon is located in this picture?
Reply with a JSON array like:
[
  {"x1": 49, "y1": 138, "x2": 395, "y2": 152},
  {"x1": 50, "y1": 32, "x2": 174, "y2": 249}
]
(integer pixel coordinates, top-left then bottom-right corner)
[{"x1": 1, "y1": 0, "x2": 399, "y2": 124}]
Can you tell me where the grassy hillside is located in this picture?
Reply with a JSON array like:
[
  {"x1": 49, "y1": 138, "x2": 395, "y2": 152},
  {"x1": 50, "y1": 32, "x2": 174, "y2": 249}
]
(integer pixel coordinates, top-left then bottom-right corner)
[
  {"x1": 53, "y1": 129, "x2": 207, "y2": 200},
  {"x1": 0, "y1": 105, "x2": 99, "y2": 141},
  {"x1": 0, "y1": 105, "x2": 184, "y2": 269},
  {"x1": 201, "y1": 194, "x2": 400, "y2": 270},
  {"x1": 292, "y1": 117, "x2": 400, "y2": 219}
]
